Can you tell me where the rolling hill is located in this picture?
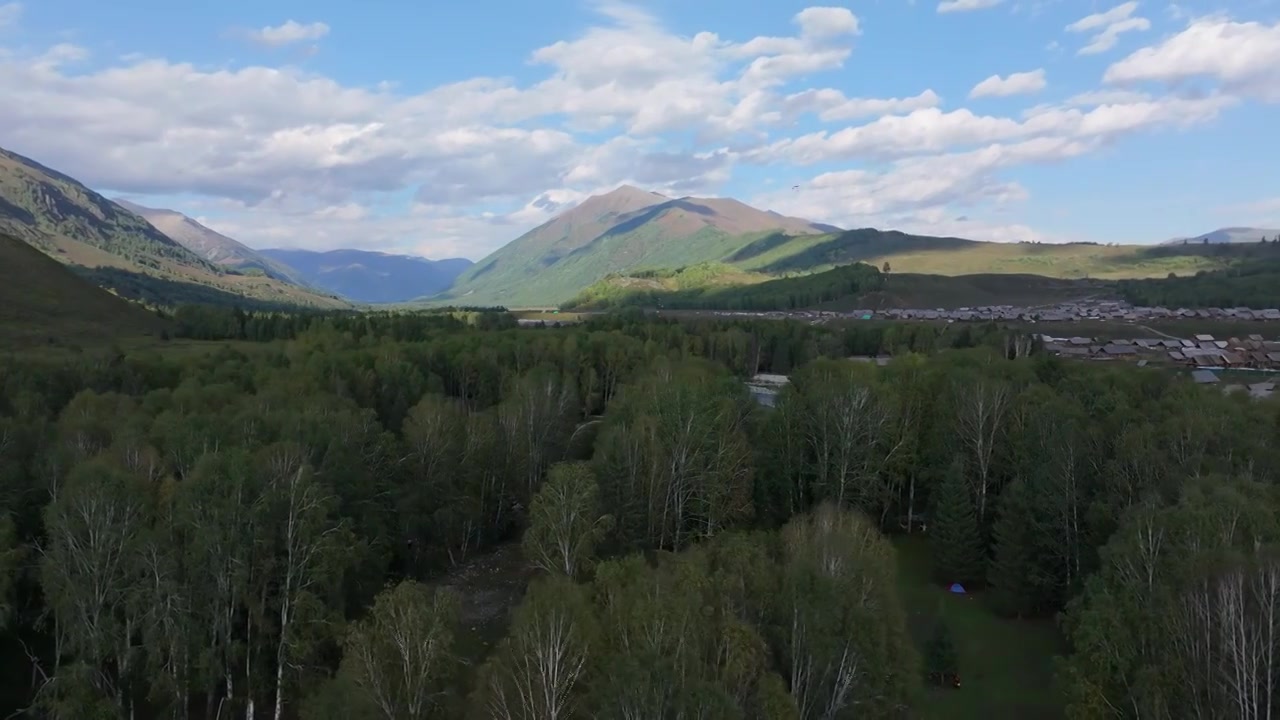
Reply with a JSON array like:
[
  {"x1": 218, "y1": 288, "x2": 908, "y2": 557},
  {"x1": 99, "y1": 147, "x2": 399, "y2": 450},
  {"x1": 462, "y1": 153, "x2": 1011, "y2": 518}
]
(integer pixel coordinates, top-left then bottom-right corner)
[
  {"x1": 432, "y1": 185, "x2": 836, "y2": 307},
  {"x1": 114, "y1": 199, "x2": 305, "y2": 285},
  {"x1": 1163, "y1": 227, "x2": 1280, "y2": 245},
  {"x1": 0, "y1": 146, "x2": 347, "y2": 309},
  {"x1": 259, "y1": 248, "x2": 473, "y2": 304},
  {"x1": 0, "y1": 232, "x2": 168, "y2": 346}
]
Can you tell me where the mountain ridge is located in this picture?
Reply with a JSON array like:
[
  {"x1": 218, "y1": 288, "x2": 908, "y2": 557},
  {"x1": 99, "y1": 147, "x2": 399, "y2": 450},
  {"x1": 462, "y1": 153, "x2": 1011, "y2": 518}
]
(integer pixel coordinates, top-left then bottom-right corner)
[
  {"x1": 0, "y1": 146, "x2": 347, "y2": 309},
  {"x1": 1163, "y1": 227, "x2": 1280, "y2": 245},
  {"x1": 113, "y1": 199, "x2": 306, "y2": 285}
]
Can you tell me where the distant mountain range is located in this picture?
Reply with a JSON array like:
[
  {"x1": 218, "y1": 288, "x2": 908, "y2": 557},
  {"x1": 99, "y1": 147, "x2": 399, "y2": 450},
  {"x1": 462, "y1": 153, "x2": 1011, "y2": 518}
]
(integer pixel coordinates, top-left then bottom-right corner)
[
  {"x1": 115, "y1": 201, "x2": 470, "y2": 304},
  {"x1": 258, "y1": 248, "x2": 473, "y2": 304},
  {"x1": 434, "y1": 185, "x2": 838, "y2": 306},
  {"x1": 1164, "y1": 227, "x2": 1280, "y2": 245}
]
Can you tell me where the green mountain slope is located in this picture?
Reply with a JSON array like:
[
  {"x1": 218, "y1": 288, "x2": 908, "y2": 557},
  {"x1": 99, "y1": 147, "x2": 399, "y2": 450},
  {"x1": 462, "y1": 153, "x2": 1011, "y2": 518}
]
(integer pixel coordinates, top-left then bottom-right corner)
[
  {"x1": 432, "y1": 186, "x2": 834, "y2": 307},
  {"x1": 0, "y1": 232, "x2": 167, "y2": 346},
  {"x1": 114, "y1": 199, "x2": 306, "y2": 285},
  {"x1": 0, "y1": 146, "x2": 347, "y2": 309}
]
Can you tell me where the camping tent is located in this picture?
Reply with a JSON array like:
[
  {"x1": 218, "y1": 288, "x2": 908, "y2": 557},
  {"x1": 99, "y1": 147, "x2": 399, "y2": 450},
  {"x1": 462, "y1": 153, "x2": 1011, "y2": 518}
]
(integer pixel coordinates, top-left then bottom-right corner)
[{"x1": 948, "y1": 583, "x2": 966, "y2": 594}]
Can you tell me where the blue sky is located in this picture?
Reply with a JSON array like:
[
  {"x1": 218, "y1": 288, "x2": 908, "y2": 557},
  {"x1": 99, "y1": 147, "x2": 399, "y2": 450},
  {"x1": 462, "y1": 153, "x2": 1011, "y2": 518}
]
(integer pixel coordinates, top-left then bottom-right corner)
[{"x1": 1, "y1": 0, "x2": 1278, "y2": 259}]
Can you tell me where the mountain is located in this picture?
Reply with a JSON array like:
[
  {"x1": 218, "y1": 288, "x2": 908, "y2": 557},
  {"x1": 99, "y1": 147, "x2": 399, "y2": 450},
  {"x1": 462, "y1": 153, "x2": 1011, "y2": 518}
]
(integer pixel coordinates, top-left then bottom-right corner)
[
  {"x1": 0, "y1": 146, "x2": 346, "y2": 309},
  {"x1": 258, "y1": 248, "x2": 473, "y2": 304},
  {"x1": 113, "y1": 199, "x2": 304, "y2": 285},
  {"x1": 432, "y1": 185, "x2": 836, "y2": 306},
  {"x1": 0, "y1": 231, "x2": 167, "y2": 346},
  {"x1": 1163, "y1": 227, "x2": 1280, "y2": 245}
]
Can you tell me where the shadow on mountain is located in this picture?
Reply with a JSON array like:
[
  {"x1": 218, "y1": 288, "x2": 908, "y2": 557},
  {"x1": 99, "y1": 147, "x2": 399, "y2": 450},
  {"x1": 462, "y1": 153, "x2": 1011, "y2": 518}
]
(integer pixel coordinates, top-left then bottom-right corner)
[
  {"x1": 77, "y1": 266, "x2": 310, "y2": 311},
  {"x1": 760, "y1": 229, "x2": 976, "y2": 272},
  {"x1": 725, "y1": 232, "x2": 793, "y2": 263},
  {"x1": 597, "y1": 199, "x2": 711, "y2": 240}
]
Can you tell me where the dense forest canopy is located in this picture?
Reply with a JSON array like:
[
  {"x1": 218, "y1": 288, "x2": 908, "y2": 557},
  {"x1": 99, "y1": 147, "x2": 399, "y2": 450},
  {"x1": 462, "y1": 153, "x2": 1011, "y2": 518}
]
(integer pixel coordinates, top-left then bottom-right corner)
[{"x1": 1, "y1": 310, "x2": 1278, "y2": 719}]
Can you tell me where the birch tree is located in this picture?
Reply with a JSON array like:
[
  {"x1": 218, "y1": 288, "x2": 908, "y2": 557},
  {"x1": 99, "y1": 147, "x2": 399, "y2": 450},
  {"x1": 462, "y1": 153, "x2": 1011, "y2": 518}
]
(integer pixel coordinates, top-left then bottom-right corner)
[
  {"x1": 40, "y1": 459, "x2": 150, "y2": 714},
  {"x1": 339, "y1": 582, "x2": 460, "y2": 720},
  {"x1": 257, "y1": 444, "x2": 353, "y2": 720},
  {"x1": 776, "y1": 504, "x2": 919, "y2": 718},
  {"x1": 173, "y1": 449, "x2": 264, "y2": 717},
  {"x1": 479, "y1": 577, "x2": 595, "y2": 720},
  {"x1": 952, "y1": 379, "x2": 1011, "y2": 523},
  {"x1": 523, "y1": 462, "x2": 612, "y2": 578}
]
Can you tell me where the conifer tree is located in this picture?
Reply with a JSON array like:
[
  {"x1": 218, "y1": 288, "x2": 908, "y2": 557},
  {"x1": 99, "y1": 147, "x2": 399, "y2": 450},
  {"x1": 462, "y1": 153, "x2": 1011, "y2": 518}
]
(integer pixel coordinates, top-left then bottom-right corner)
[
  {"x1": 930, "y1": 458, "x2": 984, "y2": 585},
  {"x1": 924, "y1": 616, "x2": 958, "y2": 685},
  {"x1": 987, "y1": 478, "x2": 1038, "y2": 616}
]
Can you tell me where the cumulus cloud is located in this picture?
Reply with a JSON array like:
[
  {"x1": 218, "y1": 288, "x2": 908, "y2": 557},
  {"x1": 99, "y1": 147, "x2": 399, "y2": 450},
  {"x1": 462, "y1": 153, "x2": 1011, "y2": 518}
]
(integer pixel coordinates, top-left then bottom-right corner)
[
  {"x1": 969, "y1": 69, "x2": 1047, "y2": 98},
  {"x1": 0, "y1": 2, "x2": 20, "y2": 28},
  {"x1": 937, "y1": 0, "x2": 1005, "y2": 14},
  {"x1": 1104, "y1": 17, "x2": 1280, "y2": 102},
  {"x1": 748, "y1": 91, "x2": 1231, "y2": 165},
  {"x1": 752, "y1": 138, "x2": 1093, "y2": 241},
  {"x1": 782, "y1": 88, "x2": 942, "y2": 121},
  {"x1": 243, "y1": 20, "x2": 330, "y2": 47},
  {"x1": 1066, "y1": 2, "x2": 1150, "y2": 55}
]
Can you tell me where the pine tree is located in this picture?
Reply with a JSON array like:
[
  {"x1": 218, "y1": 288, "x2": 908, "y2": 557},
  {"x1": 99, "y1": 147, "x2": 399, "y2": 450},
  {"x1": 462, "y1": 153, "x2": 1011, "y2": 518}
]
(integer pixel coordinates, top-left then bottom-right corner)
[
  {"x1": 925, "y1": 616, "x2": 959, "y2": 685},
  {"x1": 930, "y1": 458, "x2": 985, "y2": 586},
  {"x1": 987, "y1": 478, "x2": 1040, "y2": 617}
]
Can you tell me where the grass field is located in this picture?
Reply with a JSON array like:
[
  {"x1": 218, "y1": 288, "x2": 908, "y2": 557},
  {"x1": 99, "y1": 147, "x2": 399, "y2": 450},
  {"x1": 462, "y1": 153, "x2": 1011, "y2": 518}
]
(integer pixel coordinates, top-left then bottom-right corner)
[{"x1": 893, "y1": 536, "x2": 1064, "y2": 720}]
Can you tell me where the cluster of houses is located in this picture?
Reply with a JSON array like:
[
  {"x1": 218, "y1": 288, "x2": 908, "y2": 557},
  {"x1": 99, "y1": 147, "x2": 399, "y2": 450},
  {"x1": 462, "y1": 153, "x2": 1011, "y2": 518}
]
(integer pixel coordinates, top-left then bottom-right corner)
[
  {"x1": 863, "y1": 301, "x2": 1280, "y2": 323},
  {"x1": 1040, "y1": 333, "x2": 1280, "y2": 369},
  {"x1": 690, "y1": 301, "x2": 1280, "y2": 324},
  {"x1": 1039, "y1": 333, "x2": 1279, "y2": 400}
]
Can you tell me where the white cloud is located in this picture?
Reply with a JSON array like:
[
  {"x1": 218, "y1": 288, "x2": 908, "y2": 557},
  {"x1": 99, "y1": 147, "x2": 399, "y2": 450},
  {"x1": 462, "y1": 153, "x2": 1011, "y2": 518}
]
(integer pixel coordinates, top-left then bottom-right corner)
[
  {"x1": 1066, "y1": 2, "x2": 1151, "y2": 54},
  {"x1": 243, "y1": 20, "x2": 330, "y2": 47},
  {"x1": 782, "y1": 88, "x2": 943, "y2": 121},
  {"x1": 938, "y1": 0, "x2": 1005, "y2": 13},
  {"x1": 748, "y1": 92, "x2": 1231, "y2": 165},
  {"x1": 753, "y1": 138, "x2": 1095, "y2": 241},
  {"x1": 969, "y1": 69, "x2": 1047, "y2": 98},
  {"x1": 0, "y1": 2, "x2": 20, "y2": 28},
  {"x1": 1104, "y1": 17, "x2": 1280, "y2": 102}
]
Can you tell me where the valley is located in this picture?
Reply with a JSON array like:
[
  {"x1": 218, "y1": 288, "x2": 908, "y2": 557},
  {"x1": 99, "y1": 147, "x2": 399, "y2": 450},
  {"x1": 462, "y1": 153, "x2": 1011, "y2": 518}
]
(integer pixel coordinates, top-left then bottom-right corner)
[
  {"x1": 4, "y1": 142, "x2": 1276, "y2": 319},
  {"x1": 3, "y1": 146, "x2": 1280, "y2": 720}
]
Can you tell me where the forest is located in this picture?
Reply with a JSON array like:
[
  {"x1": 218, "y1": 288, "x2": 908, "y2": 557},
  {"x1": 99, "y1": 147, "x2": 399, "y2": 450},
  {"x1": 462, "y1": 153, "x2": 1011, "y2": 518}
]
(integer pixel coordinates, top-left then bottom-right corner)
[
  {"x1": 2, "y1": 310, "x2": 1279, "y2": 719},
  {"x1": 1118, "y1": 259, "x2": 1280, "y2": 309}
]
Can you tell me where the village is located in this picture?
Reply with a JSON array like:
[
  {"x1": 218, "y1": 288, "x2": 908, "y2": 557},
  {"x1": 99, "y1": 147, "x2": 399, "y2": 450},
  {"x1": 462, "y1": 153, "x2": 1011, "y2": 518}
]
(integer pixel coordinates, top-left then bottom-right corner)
[{"x1": 693, "y1": 299, "x2": 1280, "y2": 324}]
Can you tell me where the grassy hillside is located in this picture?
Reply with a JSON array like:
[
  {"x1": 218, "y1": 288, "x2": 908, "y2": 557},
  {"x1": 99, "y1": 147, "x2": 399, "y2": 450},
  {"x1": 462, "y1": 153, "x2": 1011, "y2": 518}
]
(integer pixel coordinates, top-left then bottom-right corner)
[
  {"x1": 564, "y1": 262, "x2": 1109, "y2": 312},
  {"x1": 433, "y1": 186, "x2": 831, "y2": 307},
  {"x1": 737, "y1": 229, "x2": 1276, "y2": 279},
  {"x1": 0, "y1": 232, "x2": 167, "y2": 346},
  {"x1": 0, "y1": 147, "x2": 348, "y2": 309}
]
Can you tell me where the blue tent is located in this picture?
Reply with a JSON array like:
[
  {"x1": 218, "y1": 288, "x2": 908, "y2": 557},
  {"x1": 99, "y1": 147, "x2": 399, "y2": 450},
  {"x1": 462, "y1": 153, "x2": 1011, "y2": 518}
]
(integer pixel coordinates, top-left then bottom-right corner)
[{"x1": 948, "y1": 583, "x2": 967, "y2": 594}]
